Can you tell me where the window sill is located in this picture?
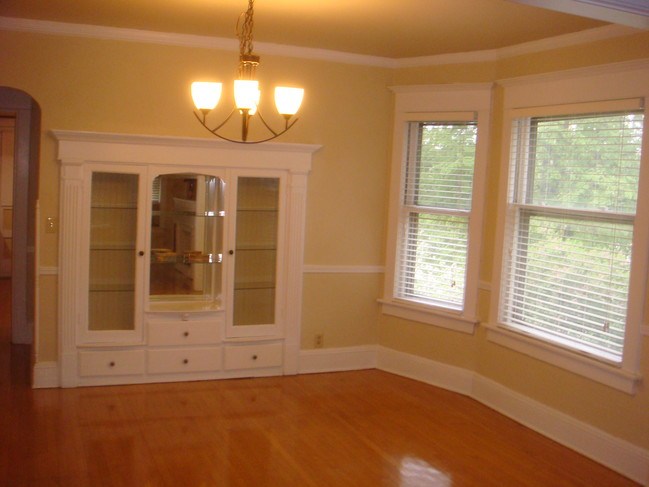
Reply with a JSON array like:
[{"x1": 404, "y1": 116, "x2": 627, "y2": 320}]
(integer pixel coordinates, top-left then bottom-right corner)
[
  {"x1": 486, "y1": 324, "x2": 642, "y2": 394},
  {"x1": 379, "y1": 299, "x2": 477, "y2": 334}
]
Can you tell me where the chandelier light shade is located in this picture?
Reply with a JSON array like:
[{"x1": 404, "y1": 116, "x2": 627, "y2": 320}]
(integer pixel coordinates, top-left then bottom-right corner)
[{"x1": 191, "y1": 0, "x2": 304, "y2": 144}]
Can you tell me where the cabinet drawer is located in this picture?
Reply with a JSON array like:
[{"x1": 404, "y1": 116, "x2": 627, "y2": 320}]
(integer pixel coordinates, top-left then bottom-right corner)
[
  {"x1": 224, "y1": 343, "x2": 283, "y2": 370},
  {"x1": 147, "y1": 348, "x2": 222, "y2": 374},
  {"x1": 79, "y1": 350, "x2": 145, "y2": 377},
  {"x1": 148, "y1": 321, "x2": 220, "y2": 346}
]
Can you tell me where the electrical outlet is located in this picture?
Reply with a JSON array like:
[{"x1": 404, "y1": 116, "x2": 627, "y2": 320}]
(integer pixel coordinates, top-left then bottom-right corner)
[
  {"x1": 314, "y1": 333, "x2": 324, "y2": 348},
  {"x1": 45, "y1": 217, "x2": 57, "y2": 234}
]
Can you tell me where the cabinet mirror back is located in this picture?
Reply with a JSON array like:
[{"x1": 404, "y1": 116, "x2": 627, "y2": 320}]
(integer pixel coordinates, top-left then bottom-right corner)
[{"x1": 149, "y1": 173, "x2": 224, "y2": 306}]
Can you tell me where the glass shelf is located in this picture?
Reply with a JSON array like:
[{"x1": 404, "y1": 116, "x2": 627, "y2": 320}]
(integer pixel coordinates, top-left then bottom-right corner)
[
  {"x1": 236, "y1": 245, "x2": 277, "y2": 251},
  {"x1": 153, "y1": 210, "x2": 225, "y2": 218},
  {"x1": 89, "y1": 287, "x2": 136, "y2": 293},
  {"x1": 234, "y1": 281, "x2": 276, "y2": 291},
  {"x1": 91, "y1": 205, "x2": 138, "y2": 210},
  {"x1": 90, "y1": 246, "x2": 136, "y2": 251},
  {"x1": 150, "y1": 253, "x2": 222, "y2": 265},
  {"x1": 237, "y1": 208, "x2": 278, "y2": 212}
]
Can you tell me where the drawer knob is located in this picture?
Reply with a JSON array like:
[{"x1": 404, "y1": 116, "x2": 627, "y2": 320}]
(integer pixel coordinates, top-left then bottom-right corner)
[
  {"x1": 183, "y1": 331, "x2": 190, "y2": 337},
  {"x1": 252, "y1": 354, "x2": 258, "y2": 360},
  {"x1": 109, "y1": 361, "x2": 116, "y2": 367},
  {"x1": 183, "y1": 359, "x2": 189, "y2": 364}
]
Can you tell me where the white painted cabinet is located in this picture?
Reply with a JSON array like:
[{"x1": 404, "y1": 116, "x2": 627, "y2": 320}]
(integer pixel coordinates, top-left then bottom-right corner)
[{"x1": 55, "y1": 131, "x2": 318, "y2": 387}]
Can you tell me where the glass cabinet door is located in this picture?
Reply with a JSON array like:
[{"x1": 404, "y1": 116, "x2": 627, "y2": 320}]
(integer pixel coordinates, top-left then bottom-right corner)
[
  {"x1": 149, "y1": 173, "x2": 224, "y2": 308},
  {"x1": 88, "y1": 172, "x2": 139, "y2": 331},
  {"x1": 232, "y1": 176, "x2": 280, "y2": 327}
]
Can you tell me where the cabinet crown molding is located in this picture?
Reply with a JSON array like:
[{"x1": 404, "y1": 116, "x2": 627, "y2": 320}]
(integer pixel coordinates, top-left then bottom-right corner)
[{"x1": 52, "y1": 130, "x2": 321, "y2": 175}]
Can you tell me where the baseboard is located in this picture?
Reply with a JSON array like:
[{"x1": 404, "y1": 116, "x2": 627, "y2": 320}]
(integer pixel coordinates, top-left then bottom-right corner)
[
  {"x1": 472, "y1": 375, "x2": 649, "y2": 485},
  {"x1": 32, "y1": 361, "x2": 60, "y2": 388},
  {"x1": 298, "y1": 345, "x2": 378, "y2": 374},
  {"x1": 377, "y1": 346, "x2": 474, "y2": 395},
  {"x1": 374, "y1": 346, "x2": 648, "y2": 485}
]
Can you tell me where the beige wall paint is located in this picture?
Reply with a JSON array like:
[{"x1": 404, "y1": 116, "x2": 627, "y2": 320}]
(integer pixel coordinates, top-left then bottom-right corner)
[
  {"x1": 381, "y1": 32, "x2": 649, "y2": 450},
  {"x1": 0, "y1": 29, "x2": 392, "y2": 362},
  {"x1": 302, "y1": 273, "x2": 382, "y2": 349}
]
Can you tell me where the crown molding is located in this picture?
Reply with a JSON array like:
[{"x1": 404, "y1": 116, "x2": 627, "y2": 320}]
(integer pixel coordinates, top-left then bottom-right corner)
[
  {"x1": 0, "y1": 16, "x2": 397, "y2": 68},
  {"x1": 0, "y1": 16, "x2": 642, "y2": 69},
  {"x1": 497, "y1": 57, "x2": 649, "y2": 86},
  {"x1": 395, "y1": 24, "x2": 642, "y2": 68},
  {"x1": 504, "y1": 0, "x2": 649, "y2": 29}
]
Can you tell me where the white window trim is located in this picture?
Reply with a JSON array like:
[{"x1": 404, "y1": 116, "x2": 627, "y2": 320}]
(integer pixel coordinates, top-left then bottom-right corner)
[
  {"x1": 487, "y1": 62, "x2": 649, "y2": 394},
  {"x1": 382, "y1": 83, "x2": 493, "y2": 333}
]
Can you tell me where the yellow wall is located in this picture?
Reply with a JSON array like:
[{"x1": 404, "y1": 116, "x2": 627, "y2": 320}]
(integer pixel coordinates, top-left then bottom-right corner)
[{"x1": 382, "y1": 31, "x2": 649, "y2": 450}]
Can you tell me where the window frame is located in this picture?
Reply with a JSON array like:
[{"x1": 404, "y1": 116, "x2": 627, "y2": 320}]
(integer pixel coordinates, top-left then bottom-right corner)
[
  {"x1": 381, "y1": 84, "x2": 492, "y2": 333},
  {"x1": 488, "y1": 64, "x2": 649, "y2": 394}
]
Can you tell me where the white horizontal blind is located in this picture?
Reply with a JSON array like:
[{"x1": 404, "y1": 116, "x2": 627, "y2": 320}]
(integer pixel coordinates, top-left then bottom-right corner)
[
  {"x1": 501, "y1": 111, "x2": 644, "y2": 362},
  {"x1": 396, "y1": 121, "x2": 477, "y2": 308}
]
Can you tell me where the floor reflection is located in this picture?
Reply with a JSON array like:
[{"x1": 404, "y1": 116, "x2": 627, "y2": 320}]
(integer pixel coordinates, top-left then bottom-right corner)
[{"x1": 400, "y1": 456, "x2": 451, "y2": 487}]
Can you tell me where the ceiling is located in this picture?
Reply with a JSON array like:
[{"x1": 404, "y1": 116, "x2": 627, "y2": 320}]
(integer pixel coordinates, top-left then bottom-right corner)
[{"x1": 0, "y1": 0, "x2": 646, "y2": 59}]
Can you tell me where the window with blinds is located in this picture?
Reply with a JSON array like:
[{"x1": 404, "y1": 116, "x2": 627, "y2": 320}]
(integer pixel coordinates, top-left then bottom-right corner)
[
  {"x1": 500, "y1": 110, "x2": 645, "y2": 363},
  {"x1": 395, "y1": 121, "x2": 478, "y2": 309}
]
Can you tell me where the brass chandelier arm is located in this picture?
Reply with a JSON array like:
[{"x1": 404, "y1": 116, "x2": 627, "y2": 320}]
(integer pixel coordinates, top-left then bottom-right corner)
[
  {"x1": 193, "y1": 109, "x2": 300, "y2": 145},
  {"x1": 195, "y1": 109, "x2": 236, "y2": 133}
]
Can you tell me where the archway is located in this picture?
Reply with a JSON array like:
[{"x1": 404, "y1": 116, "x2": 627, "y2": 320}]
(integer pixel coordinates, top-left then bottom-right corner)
[{"x1": 0, "y1": 87, "x2": 40, "y2": 354}]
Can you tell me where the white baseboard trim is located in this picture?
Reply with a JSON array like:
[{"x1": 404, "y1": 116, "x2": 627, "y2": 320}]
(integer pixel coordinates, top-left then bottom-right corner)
[
  {"x1": 376, "y1": 346, "x2": 648, "y2": 485},
  {"x1": 32, "y1": 361, "x2": 60, "y2": 388},
  {"x1": 298, "y1": 345, "x2": 378, "y2": 374},
  {"x1": 377, "y1": 346, "x2": 474, "y2": 395},
  {"x1": 472, "y1": 374, "x2": 649, "y2": 486}
]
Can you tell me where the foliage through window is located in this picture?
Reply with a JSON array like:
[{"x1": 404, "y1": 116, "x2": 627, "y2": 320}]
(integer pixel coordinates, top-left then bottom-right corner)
[
  {"x1": 396, "y1": 121, "x2": 478, "y2": 309},
  {"x1": 500, "y1": 110, "x2": 645, "y2": 363}
]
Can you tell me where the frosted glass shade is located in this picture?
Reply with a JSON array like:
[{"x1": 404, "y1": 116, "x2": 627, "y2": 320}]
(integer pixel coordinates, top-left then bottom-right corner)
[
  {"x1": 275, "y1": 87, "x2": 304, "y2": 116},
  {"x1": 248, "y1": 89, "x2": 261, "y2": 116},
  {"x1": 234, "y1": 80, "x2": 259, "y2": 110},
  {"x1": 191, "y1": 82, "x2": 222, "y2": 110}
]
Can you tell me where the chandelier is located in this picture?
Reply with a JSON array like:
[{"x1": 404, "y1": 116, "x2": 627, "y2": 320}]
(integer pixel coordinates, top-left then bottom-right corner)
[{"x1": 191, "y1": 0, "x2": 304, "y2": 144}]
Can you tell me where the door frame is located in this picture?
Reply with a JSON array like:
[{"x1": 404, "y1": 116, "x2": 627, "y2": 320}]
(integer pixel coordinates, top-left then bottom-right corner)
[{"x1": 0, "y1": 87, "x2": 40, "y2": 346}]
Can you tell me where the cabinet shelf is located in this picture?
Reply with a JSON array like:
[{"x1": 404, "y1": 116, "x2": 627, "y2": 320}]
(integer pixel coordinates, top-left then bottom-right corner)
[
  {"x1": 151, "y1": 259, "x2": 222, "y2": 265},
  {"x1": 153, "y1": 210, "x2": 224, "y2": 218},
  {"x1": 91, "y1": 205, "x2": 137, "y2": 210},
  {"x1": 151, "y1": 253, "x2": 222, "y2": 264},
  {"x1": 235, "y1": 245, "x2": 277, "y2": 251},
  {"x1": 89, "y1": 286, "x2": 135, "y2": 293},
  {"x1": 234, "y1": 281, "x2": 276, "y2": 291},
  {"x1": 237, "y1": 207, "x2": 278, "y2": 212},
  {"x1": 90, "y1": 245, "x2": 136, "y2": 251}
]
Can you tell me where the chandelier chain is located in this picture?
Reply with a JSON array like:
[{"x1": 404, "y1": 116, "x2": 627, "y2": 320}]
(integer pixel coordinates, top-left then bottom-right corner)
[{"x1": 237, "y1": 0, "x2": 255, "y2": 56}]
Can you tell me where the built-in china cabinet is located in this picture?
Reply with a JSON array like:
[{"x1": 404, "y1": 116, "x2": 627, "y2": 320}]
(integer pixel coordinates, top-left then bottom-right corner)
[{"x1": 54, "y1": 131, "x2": 319, "y2": 387}]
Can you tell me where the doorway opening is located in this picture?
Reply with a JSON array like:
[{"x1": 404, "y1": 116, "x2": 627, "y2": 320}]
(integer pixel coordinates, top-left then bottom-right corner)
[{"x1": 0, "y1": 87, "x2": 40, "y2": 387}]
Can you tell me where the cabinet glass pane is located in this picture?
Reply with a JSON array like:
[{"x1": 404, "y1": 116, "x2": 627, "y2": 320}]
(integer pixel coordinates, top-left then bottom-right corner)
[
  {"x1": 150, "y1": 173, "x2": 224, "y2": 304},
  {"x1": 89, "y1": 172, "x2": 138, "y2": 331},
  {"x1": 234, "y1": 177, "x2": 279, "y2": 326}
]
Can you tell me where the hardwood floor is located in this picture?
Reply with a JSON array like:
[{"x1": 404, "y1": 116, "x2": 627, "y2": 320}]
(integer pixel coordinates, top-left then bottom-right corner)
[{"x1": 0, "y1": 282, "x2": 640, "y2": 486}]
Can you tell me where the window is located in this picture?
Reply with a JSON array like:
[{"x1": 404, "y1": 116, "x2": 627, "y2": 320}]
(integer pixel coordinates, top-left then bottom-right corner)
[
  {"x1": 500, "y1": 109, "x2": 645, "y2": 364},
  {"x1": 396, "y1": 121, "x2": 477, "y2": 309},
  {"x1": 382, "y1": 85, "x2": 491, "y2": 331}
]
